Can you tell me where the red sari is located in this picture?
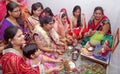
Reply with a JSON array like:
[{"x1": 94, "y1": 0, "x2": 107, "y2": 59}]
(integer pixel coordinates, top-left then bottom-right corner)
[
  {"x1": 0, "y1": 0, "x2": 6, "y2": 22},
  {"x1": 1, "y1": 48, "x2": 40, "y2": 74},
  {"x1": 88, "y1": 15, "x2": 111, "y2": 34}
]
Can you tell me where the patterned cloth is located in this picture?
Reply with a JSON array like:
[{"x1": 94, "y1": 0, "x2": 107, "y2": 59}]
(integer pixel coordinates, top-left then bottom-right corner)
[
  {"x1": 1, "y1": 48, "x2": 40, "y2": 74},
  {"x1": 26, "y1": 55, "x2": 45, "y2": 74},
  {"x1": 88, "y1": 15, "x2": 111, "y2": 34},
  {"x1": 33, "y1": 25, "x2": 57, "y2": 74}
]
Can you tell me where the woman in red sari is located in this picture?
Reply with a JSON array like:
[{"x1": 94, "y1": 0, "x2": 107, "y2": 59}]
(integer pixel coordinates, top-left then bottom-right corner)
[
  {"x1": 85, "y1": 6, "x2": 111, "y2": 36},
  {"x1": 1, "y1": 26, "x2": 40, "y2": 74},
  {"x1": 69, "y1": 5, "x2": 87, "y2": 40}
]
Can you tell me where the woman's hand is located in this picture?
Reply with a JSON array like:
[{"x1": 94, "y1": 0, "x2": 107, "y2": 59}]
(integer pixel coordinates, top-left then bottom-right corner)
[
  {"x1": 53, "y1": 65, "x2": 63, "y2": 72},
  {"x1": 72, "y1": 32, "x2": 77, "y2": 39},
  {"x1": 18, "y1": 3, "x2": 24, "y2": 6},
  {"x1": 56, "y1": 49, "x2": 64, "y2": 55},
  {"x1": 56, "y1": 57, "x2": 63, "y2": 63},
  {"x1": 78, "y1": 32, "x2": 82, "y2": 39}
]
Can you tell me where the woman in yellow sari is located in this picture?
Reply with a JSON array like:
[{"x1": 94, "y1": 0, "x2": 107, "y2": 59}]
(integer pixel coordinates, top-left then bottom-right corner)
[{"x1": 33, "y1": 16, "x2": 64, "y2": 74}]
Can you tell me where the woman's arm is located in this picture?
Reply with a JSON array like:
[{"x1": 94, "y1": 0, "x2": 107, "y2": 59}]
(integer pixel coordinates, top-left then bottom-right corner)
[
  {"x1": 26, "y1": 18, "x2": 34, "y2": 33},
  {"x1": 42, "y1": 54, "x2": 63, "y2": 63},
  {"x1": 10, "y1": 0, "x2": 24, "y2": 6},
  {"x1": 35, "y1": 41, "x2": 54, "y2": 52},
  {"x1": 79, "y1": 13, "x2": 86, "y2": 36},
  {"x1": 45, "y1": 66, "x2": 63, "y2": 74},
  {"x1": 102, "y1": 23, "x2": 110, "y2": 34},
  {"x1": 70, "y1": 17, "x2": 74, "y2": 32}
]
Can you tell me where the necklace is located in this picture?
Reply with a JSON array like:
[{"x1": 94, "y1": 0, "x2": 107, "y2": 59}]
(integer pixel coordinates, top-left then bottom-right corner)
[{"x1": 31, "y1": 16, "x2": 39, "y2": 21}]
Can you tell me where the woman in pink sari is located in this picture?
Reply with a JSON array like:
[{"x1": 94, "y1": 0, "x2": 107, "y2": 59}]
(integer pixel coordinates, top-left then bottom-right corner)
[
  {"x1": 54, "y1": 12, "x2": 69, "y2": 38},
  {"x1": 60, "y1": 8, "x2": 70, "y2": 24}
]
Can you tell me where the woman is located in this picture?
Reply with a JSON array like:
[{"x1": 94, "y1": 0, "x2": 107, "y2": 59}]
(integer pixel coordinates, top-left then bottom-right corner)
[
  {"x1": 53, "y1": 12, "x2": 76, "y2": 46},
  {"x1": 1, "y1": 26, "x2": 40, "y2": 74},
  {"x1": 60, "y1": 8, "x2": 70, "y2": 24},
  {"x1": 0, "y1": 1, "x2": 26, "y2": 41},
  {"x1": 42, "y1": 7, "x2": 54, "y2": 17},
  {"x1": 17, "y1": 0, "x2": 29, "y2": 19},
  {"x1": 26, "y1": 2, "x2": 43, "y2": 33},
  {"x1": 85, "y1": 6, "x2": 111, "y2": 36},
  {"x1": 41, "y1": 7, "x2": 66, "y2": 49},
  {"x1": 70, "y1": 5, "x2": 86, "y2": 39},
  {"x1": 33, "y1": 16, "x2": 63, "y2": 55},
  {"x1": 33, "y1": 16, "x2": 63, "y2": 74},
  {"x1": 54, "y1": 12, "x2": 69, "y2": 38}
]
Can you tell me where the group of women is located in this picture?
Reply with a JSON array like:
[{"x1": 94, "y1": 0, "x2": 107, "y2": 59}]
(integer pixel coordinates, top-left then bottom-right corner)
[{"x1": 0, "y1": 1, "x2": 112, "y2": 74}]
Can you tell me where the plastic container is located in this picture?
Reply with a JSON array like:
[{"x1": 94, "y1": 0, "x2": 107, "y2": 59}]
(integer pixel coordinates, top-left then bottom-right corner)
[{"x1": 94, "y1": 44, "x2": 111, "y2": 61}]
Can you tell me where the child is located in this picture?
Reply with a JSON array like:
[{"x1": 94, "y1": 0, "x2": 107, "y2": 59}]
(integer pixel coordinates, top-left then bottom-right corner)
[{"x1": 23, "y1": 43, "x2": 63, "y2": 74}]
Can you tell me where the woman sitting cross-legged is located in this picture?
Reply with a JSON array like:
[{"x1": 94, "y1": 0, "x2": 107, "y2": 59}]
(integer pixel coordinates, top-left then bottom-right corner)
[
  {"x1": 81, "y1": 6, "x2": 112, "y2": 46},
  {"x1": 32, "y1": 16, "x2": 65, "y2": 73},
  {"x1": 85, "y1": 6, "x2": 111, "y2": 36}
]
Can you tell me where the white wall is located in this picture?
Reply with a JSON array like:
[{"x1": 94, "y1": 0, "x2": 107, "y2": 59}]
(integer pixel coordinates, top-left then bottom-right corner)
[{"x1": 27, "y1": 0, "x2": 120, "y2": 34}]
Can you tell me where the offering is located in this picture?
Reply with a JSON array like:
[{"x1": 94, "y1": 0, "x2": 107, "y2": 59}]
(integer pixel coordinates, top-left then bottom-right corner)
[{"x1": 62, "y1": 60, "x2": 77, "y2": 73}]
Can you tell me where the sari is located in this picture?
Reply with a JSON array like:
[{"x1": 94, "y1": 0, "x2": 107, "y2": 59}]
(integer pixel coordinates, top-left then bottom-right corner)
[
  {"x1": 27, "y1": 16, "x2": 40, "y2": 33},
  {"x1": 18, "y1": 0, "x2": 29, "y2": 19},
  {"x1": 88, "y1": 15, "x2": 111, "y2": 34},
  {"x1": 1, "y1": 48, "x2": 40, "y2": 74},
  {"x1": 60, "y1": 8, "x2": 70, "y2": 24},
  {"x1": 49, "y1": 28, "x2": 60, "y2": 44},
  {"x1": 33, "y1": 25, "x2": 57, "y2": 74},
  {"x1": 68, "y1": 16, "x2": 88, "y2": 39},
  {"x1": 0, "y1": 0, "x2": 6, "y2": 22},
  {"x1": 26, "y1": 55, "x2": 45, "y2": 74},
  {"x1": 81, "y1": 15, "x2": 112, "y2": 46},
  {"x1": 0, "y1": 19, "x2": 26, "y2": 40},
  {"x1": 53, "y1": 19, "x2": 69, "y2": 38}
]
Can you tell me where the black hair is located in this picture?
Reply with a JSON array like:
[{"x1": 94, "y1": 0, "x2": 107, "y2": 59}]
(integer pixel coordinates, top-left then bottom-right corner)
[
  {"x1": 31, "y1": 2, "x2": 44, "y2": 26},
  {"x1": 94, "y1": 6, "x2": 104, "y2": 15},
  {"x1": 6, "y1": 1, "x2": 24, "y2": 28},
  {"x1": 73, "y1": 5, "x2": 81, "y2": 27},
  {"x1": 6, "y1": 1, "x2": 19, "y2": 17},
  {"x1": 61, "y1": 13, "x2": 67, "y2": 18},
  {"x1": 31, "y1": 2, "x2": 43, "y2": 15},
  {"x1": 4, "y1": 26, "x2": 20, "y2": 49},
  {"x1": 40, "y1": 16, "x2": 53, "y2": 27},
  {"x1": 23, "y1": 43, "x2": 38, "y2": 59},
  {"x1": 43, "y1": 7, "x2": 54, "y2": 17}
]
